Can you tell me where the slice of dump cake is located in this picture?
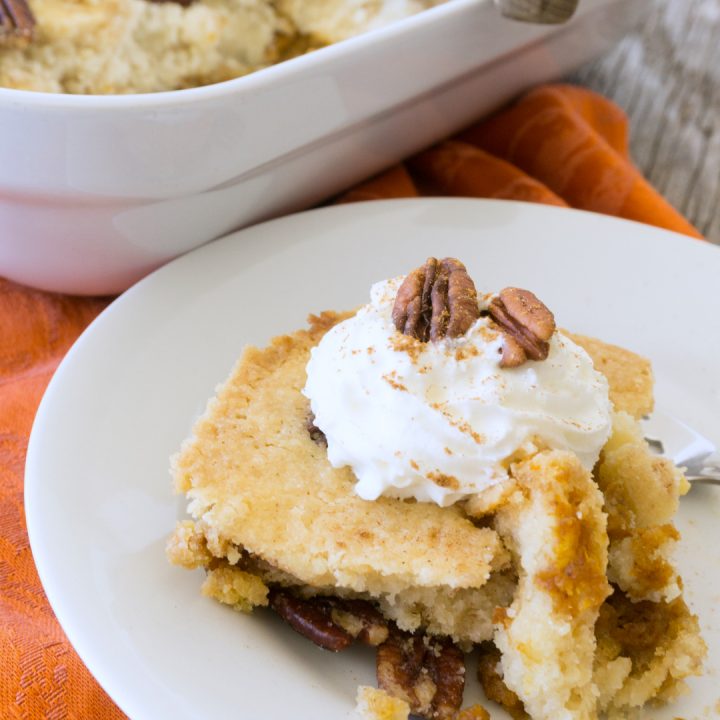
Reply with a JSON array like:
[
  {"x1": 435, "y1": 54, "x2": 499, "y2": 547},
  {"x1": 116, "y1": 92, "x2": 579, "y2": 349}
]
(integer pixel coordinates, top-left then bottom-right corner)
[{"x1": 167, "y1": 258, "x2": 705, "y2": 719}]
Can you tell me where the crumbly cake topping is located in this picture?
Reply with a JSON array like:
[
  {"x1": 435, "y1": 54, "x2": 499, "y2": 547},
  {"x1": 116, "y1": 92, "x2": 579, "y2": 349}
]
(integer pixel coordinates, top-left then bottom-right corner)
[
  {"x1": 172, "y1": 311, "x2": 509, "y2": 596},
  {"x1": 565, "y1": 333, "x2": 654, "y2": 419},
  {"x1": 0, "y1": 0, "x2": 442, "y2": 94}
]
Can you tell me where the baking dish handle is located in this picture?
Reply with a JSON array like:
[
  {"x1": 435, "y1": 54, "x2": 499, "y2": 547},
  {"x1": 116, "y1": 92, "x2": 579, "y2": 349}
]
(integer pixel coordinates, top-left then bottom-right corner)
[{"x1": 494, "y1": 0, "x2": 579, "y2": 24}]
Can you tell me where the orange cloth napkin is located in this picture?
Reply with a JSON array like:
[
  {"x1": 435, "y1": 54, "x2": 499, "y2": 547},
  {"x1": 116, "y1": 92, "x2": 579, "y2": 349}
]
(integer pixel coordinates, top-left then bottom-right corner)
[{"x1": 0, "y1": 84, "x2": 702, "y2": 719}]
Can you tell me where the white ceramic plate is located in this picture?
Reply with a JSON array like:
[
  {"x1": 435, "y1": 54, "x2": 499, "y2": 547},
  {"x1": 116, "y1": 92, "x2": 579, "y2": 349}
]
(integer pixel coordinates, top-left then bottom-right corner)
[{"x1": 26, "y1": 199, "x2": 720, "y2": 720}]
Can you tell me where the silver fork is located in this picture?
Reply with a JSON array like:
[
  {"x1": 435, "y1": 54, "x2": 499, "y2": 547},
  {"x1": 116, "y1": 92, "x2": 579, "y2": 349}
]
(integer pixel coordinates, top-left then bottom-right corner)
[
  {"x1": 494, "y1": 0, "x2": 579, "y2": 24},
  {"x1": 643, "y1": 410, "x2": 720, "y2": 486}
]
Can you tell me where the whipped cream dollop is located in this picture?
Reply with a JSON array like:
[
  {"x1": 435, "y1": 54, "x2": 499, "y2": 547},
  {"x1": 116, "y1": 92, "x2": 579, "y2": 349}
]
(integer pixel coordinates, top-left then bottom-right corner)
[{"x1": 303, "y1": 277, "x2": 612, "y2": 506}]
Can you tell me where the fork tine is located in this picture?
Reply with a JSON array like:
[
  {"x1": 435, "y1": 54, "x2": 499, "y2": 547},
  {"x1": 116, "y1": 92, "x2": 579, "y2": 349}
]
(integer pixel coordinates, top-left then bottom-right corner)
[{"x1": 642, "y1": 409, "x2": 720, "y2": 488}]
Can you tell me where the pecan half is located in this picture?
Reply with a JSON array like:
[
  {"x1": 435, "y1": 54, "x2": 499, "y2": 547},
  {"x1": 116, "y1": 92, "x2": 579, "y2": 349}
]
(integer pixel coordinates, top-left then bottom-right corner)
[
  {"x1": 268, "y1": 590, "x2": 352, "y2": 652},
  {"x1": 488, "y1": 287, "x2": 556, "y2": 368},
  {"x1": 330, "y1": 598, "x2": 389, "y2": 646},
  {"x1": 392, "y1": 258, "x2": 480, "y2": 342},
  {"x1": 377, "y1": 629, "x2": 465, "y2": 720},
  {"x1": 269, "y1": 591, "x2": 389, "y2": 651}
]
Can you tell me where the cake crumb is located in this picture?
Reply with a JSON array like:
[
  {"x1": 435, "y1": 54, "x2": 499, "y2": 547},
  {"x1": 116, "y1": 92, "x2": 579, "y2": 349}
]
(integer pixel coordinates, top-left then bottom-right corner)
[
  {"x1": 356, "y1": 686, "x2": 409, "y2": 720},
  {"x1": 201, "y1": 565, "x2": 268, "y2": 612},
  {"x1": 455, "y1": 705, "x2": 491, "y2": 720},
  {"x1": 166, "y1": 520, "x2": 212, "y2": 569}
]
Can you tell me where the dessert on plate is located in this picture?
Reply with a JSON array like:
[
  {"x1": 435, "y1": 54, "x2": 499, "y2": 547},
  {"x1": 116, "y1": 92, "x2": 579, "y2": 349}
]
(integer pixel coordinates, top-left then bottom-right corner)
[{"x1": 167, "y1": 257, "x2": 706, "y2": 719}]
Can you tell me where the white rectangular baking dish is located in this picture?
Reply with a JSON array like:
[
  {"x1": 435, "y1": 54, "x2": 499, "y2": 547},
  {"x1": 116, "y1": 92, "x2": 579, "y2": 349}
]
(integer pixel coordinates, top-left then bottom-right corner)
[{"x1": 0, "y1": 0, "x2": 644, "y2": 294}]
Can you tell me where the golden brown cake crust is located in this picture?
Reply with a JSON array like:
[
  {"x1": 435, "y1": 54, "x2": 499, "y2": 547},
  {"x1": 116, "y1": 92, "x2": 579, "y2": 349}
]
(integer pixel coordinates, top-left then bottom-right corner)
[
  {"x1": 567, "y1": 333, "x2": 653, "y2": 418},
  {"x1": 172, "y1": 311, "x2": 509, "y2": 596}
]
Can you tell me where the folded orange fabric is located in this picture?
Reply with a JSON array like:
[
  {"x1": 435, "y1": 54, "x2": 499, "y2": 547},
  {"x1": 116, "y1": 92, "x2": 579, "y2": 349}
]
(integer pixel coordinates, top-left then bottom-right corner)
[{"x1": 0, "y1": 84, "x2": 702, "y2": 720}]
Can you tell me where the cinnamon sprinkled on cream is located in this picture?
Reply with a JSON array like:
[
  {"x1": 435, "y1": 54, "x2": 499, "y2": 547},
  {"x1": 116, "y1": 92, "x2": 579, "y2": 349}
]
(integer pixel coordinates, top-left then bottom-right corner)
[{"x1": 304, "y1": 276, "x2": 612, "y2": 507}]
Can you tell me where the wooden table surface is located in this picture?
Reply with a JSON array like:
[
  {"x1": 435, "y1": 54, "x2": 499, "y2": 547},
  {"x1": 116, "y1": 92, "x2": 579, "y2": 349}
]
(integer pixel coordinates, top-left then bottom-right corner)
[{"x1": 570, "y1": 0, "x2": 719, "y2": 243}]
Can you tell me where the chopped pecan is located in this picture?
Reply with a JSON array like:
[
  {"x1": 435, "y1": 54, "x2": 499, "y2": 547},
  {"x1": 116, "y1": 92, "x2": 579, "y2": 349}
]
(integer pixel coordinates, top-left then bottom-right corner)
[
  {"x1": 488, "y1": 287, "x2": 556, "y2": 368},
  {"x1": 0, "y1": 0, "x2": 35, "y2": 44},
  {"x1": 430, "y1": 639, "x2": 467, "y2": 720},
  {"x1": 392, "y1": 258, "x2": 480, "y2": 342},
  {"x1": 330, "y1": 598, "x2": 389, "y2": 646},
  {"x1": 476, "y1": 643, "x2": 528, "y2": 720},
  {"x1": 269, "y1": 591, "x2": 389, "y2": 651},
  {"x1": 377, "y1": 632, "x2": 435, "y2": 715},
  {"x1": 377, "y1": 629, "x2": 465, "y2": 720},
  {"x1": 305, "y1": 412, "x2": 327, "y2": 446},
  {"x1": 268, "y1": 590, "x2": 352, "y2": 652}
]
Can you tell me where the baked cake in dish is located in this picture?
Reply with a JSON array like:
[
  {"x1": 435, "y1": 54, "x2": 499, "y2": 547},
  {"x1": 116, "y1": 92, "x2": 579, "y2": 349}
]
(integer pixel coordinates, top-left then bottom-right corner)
[
  {"x1": 167, "y1": 258, "x2": 705, "y2": 720},
  {"x1": 0, "y1": 0, "x2": 444, "y2": 94}
]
